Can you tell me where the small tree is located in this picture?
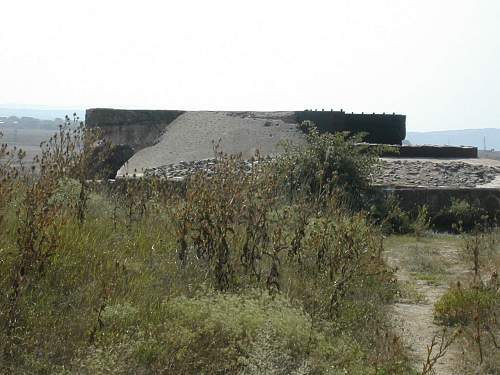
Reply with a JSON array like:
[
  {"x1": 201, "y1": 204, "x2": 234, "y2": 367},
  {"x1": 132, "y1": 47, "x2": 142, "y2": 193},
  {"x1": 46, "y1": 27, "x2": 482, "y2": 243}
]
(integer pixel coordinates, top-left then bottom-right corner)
[{"x1": 276, "y1": 121, "x2": 382, "y2": 209}]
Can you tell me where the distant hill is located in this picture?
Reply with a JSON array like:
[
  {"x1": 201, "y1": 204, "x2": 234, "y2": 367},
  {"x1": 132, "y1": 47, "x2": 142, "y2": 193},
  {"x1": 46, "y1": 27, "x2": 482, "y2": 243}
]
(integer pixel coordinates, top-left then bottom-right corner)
[
  {"x1": 0, "y1": 107, "x2": 84, "y2": 121},
  {"x1": 0, "y1": 116, "x2": 64, "y2": 130},
  {"x1": 0, "y1": 116, "x2": 73, "y2": 164},
  {"x1": 406, "y1": 128, "x2": 500, "y2": 150}
]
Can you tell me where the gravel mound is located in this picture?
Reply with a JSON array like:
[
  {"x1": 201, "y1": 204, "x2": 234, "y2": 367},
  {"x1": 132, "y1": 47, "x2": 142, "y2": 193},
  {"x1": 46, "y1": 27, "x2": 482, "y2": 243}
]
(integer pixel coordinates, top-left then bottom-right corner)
[
  {"x1": 144, "y1": 157, "x2": 272, "y2": 180},
  {"x1": 117, "y1": 111, "x2": 304, "y2": 177},
  {"x1": 139, "y1": 156, "x2": 500, "y2": 189},
  {"x1": 374, "y1": 159, "x2": 500, "y2": 188},
  {"x1": 113, "y1": 109, "x2": 500, "y2": 189}
]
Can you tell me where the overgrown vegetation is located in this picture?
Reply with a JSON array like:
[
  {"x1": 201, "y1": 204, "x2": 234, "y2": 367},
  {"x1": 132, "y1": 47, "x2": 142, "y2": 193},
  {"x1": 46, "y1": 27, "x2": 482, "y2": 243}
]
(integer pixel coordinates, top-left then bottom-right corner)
[
  {"x1": 1, "y1": 120, "x2": 498, "y2": 374},
  {"x1": 433, "y1": 227, "x2": 500, "y2": 373},
  {"x1": 0, "y1": 122, "x2": 419, "y2": 374},
  {"x1": 433, "y1": 198, "x2": 490, "y2": 232}
]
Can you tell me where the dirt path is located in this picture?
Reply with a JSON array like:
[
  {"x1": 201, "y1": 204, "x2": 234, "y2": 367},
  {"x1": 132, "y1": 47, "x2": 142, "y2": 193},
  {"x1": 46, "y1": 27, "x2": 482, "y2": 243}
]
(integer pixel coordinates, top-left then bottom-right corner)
[{"x1": 385, "y1": 236, "x2": 468, "y2": 375}]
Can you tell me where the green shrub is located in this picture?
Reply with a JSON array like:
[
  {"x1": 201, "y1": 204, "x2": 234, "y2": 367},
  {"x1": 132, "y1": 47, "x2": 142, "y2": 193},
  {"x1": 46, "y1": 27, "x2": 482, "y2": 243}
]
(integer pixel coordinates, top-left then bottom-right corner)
[
  {"x1": 0, "y1": 120, "x2": 411, "y2": 374},
  {"x1": 433, "y1": 198, "x2": 488, "y2": 232},
  {"x1": 370, "y1": 194, "x2": 412, "y2": 234},
  {"x1": 276, "y1": 122, "x2": 380, "y2": 208},
  {"x1": 434, "y1": 285, "x2": 499, "y2": 325},
  {"x1": 68, "y1": 291, "x2": 369, "y2": 374},
  {"x1": 49, "y1": 177, "x2": 83, "y2": 208},
  {"x1": 411, "y1": 205, "x2": 431, "y2": 238}
]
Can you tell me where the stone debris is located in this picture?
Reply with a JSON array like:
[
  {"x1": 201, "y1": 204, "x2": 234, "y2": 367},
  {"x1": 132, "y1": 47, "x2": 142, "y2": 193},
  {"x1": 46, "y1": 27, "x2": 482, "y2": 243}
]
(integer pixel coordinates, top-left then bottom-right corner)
[
  {"x1": 141, "y1": 157, "x2": 500, "y2": 188},
  {"x1": 116, "y1": 111, "x2": 305, "y2": 178},
  {"x1": 144, "y1": 157, "x2": 273, "y2": 180},
  {"x1": 373, "y1": 159, "x2": 500, "y2": 187}
]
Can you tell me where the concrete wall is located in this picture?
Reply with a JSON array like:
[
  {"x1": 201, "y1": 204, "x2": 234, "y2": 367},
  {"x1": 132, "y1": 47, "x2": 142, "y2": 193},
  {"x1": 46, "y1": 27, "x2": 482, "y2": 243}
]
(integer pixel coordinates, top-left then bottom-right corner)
[
  {"x1": 375, "y1": 144, "x2": 478, "y2": 158},
  {"x1": 381, "y1": 186, "x2": 500, "y2": 217},
  {"x1": 87, "y1": 109, "x2": 407, "y2": 150},
  {"x1": 395, "y1": 145, "x2": 478, "y2": 158},
  {"x1": 85, "y1": 108, "x2": 184, "y2": 151},
  {"x1": 296, "y1": 110, "x2": 406, "y2": 145},
  {"x1": 295, "y1": 110, "x2": 346, "y2": 133}
]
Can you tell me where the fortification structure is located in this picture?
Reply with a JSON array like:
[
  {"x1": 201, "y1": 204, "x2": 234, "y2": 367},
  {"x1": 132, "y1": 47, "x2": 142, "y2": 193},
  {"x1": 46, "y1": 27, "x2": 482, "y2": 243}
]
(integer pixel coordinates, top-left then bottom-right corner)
[
  {"x1": 85, "y1": 109, "x2": 185, "y2": 151},
  {"x1": 296, "y1": 110, "x2": 406, "y2": 145},
  {"x1": 86, "y1": 108, "x2": 407, "y2": 150},
  {"x1": 84, "y1": 108, "x2": 498, "y2": 217}
]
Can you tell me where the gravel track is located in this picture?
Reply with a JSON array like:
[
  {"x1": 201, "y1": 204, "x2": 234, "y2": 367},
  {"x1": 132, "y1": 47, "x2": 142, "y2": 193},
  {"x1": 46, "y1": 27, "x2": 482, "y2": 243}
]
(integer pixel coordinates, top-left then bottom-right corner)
[{"x1": 386, "y1": 238, "x2": 467, "y2": 375}]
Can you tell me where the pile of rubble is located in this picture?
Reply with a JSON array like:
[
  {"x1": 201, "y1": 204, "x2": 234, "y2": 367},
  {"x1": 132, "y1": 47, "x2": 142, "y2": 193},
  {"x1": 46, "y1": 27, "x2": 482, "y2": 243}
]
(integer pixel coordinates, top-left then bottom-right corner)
[
  {"x1": 143, "y1": 157, "x2": 273, "y2": 180},
  {"x1": 137, "y1": 157, "x2": 500, "y2": 188},
  {"x1": 374, "y1": 159, "x2": 500, "y2": 188}
]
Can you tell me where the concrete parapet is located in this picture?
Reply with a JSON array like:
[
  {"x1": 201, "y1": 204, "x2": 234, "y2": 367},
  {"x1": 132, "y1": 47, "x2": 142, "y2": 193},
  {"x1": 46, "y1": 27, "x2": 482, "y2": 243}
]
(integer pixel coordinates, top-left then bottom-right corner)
[
  {"x1": 395, "y1": 145, "x2": 478, "y2": 158},
  {"x1": 376, "y1": 144, "x2": 478, "y2": 158},
  {"x1": 379, "y1": 186, "x2": 500, "y2": 217},
  {"x1": 296, "y1": 110, "x2": 406, "y2": 145}
]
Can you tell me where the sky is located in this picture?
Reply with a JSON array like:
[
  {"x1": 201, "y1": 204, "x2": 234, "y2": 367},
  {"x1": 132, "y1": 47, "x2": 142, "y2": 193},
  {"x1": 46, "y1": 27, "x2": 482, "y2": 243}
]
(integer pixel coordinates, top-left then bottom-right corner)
[{"x1": 1, "y1": 0, "x2": 499, "y2": 131}]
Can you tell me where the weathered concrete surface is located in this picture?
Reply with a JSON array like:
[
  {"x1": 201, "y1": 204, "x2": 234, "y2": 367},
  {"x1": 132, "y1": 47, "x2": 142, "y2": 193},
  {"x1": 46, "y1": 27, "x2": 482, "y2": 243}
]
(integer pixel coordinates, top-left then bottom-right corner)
[
  {"x1": 88, "y1": 144, "x2": 135, "y2": 179},
  {"x1": 377, "y1": 159, "x2": 500, "y2": 217},
  {"x1": 85, "y1": 108, "x2": 184, "y2": 151},
  {"x1": 381, "y1": 186, "x2": 500, "y2": 217},
  {"x1": 87, "y1": 108, "x2": 407, "y2": 149},
  {"x1": 117, "y1": 111, "x2": 305, "y2": 177},
  {"x1": 297, "y1": 110, "x2": 406, "y2": 144},
  {"x1": 86, "y1": 108, "x2": 410, "y2": 174},
  {"x1": 383, "y1": 144, "x2": 478, "y2": 158},
  {"x1": 85, "y1": 109, "x2": 487, "y2": 184}
]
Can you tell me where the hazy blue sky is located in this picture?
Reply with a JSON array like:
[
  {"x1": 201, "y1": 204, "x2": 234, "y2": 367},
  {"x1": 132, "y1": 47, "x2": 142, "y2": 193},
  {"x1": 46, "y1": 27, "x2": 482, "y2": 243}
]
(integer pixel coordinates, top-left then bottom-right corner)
[{"x1": 1, "y1": 0, "x2": 499, "y2": 131}]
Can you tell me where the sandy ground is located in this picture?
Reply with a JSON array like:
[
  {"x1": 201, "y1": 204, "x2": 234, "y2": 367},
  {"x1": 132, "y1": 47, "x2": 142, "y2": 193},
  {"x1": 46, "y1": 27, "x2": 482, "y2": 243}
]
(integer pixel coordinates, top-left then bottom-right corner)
[
  {"x1": 117, "y1": 111, "x2": 305, "y2": 177},
  {"x1": 386, "y1": 238, "x2": 468, "y2": 375}
]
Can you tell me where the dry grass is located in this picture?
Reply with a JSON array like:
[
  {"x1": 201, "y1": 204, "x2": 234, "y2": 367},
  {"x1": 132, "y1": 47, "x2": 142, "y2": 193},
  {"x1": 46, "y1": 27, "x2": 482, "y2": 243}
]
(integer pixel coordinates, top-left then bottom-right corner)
[{"x1": 0, "y1": 124, "x2": 417, "y2": 374}]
